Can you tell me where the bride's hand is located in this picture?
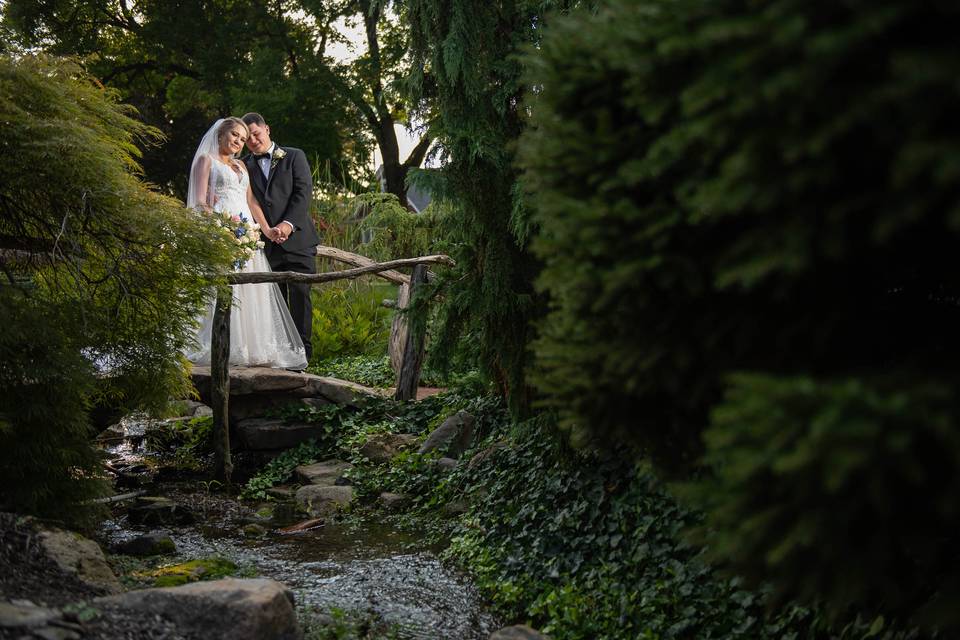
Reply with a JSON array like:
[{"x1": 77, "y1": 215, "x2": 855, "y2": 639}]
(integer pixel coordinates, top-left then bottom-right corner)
[{"x1": 264, "y1": 226, "x2": 280, "y2": 243}]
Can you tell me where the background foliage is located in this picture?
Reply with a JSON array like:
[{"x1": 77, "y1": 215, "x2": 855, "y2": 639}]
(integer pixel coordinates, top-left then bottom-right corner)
[
  {"x1": 405, "y1": 0, "x2": 585, "y2": 414},
  {"x1": 520, "y1": 0, "x2": 960, "y2": 629}
]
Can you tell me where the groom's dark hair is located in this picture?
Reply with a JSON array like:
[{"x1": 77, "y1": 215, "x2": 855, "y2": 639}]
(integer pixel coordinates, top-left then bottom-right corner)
[{"x1": 242, "y1": 112, "x2": 266, "y2": 127}]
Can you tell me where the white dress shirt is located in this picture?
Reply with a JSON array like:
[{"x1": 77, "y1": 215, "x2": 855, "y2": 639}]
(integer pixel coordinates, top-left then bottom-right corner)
[{"x1": 257, "y1": 143, "x2": 294, "y2": 237}]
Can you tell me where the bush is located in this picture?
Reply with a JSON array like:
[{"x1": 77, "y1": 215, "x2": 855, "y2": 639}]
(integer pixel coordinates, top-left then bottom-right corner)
[
  {"x1": 683, "y1": 375, "x2": 960, "y2": 629},
  {"x1": 308, "y1": 280, "x2": 394, "y2": 363},
  {"x1": 520, "y1": 0, "x2": 960, "y2": 626},
  {"x1": 0, "y1": 55, "x2": 235, "y2": 524},
  {"x1": 521, "y1": 0, "x2": 960, "y2": 462}
]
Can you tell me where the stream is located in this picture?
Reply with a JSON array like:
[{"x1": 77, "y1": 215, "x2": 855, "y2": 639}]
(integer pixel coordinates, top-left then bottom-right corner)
[{"x1": 98, "y1": 414, "x2": 500, "y2": 639}]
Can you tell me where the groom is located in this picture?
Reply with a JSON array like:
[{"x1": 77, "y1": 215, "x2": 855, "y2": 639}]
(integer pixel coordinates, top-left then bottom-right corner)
[{"x1": 242, "y1": 112, "x2": 321, "y2": 362}]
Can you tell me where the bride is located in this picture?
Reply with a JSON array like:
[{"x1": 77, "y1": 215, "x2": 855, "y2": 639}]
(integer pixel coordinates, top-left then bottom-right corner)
[{"x1": 185, "y1": 117, "x2": 309, "y2": 370}]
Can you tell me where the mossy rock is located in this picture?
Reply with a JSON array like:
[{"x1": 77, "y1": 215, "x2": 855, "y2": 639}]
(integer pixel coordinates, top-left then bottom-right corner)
[{"x1": 148, "y1": 557, "x2": 238, "y2": 587}]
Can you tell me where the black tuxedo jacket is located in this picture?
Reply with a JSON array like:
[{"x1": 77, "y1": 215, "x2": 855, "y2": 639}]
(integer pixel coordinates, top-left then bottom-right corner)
[{"x1": 244, "y1": 146, "x2": 320, "y2": 256}]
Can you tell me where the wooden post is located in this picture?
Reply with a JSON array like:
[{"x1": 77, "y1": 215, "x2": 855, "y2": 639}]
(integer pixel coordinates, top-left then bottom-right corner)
[
  {"x1": 388, "y1": 281, "x2": 411, "y2": 375},
  {"x1": 394, "y1": 264, "x2": 428, "y2": 401},
  {"x1": 211, "y1": 287, "x2": 233, "y2": 486}
]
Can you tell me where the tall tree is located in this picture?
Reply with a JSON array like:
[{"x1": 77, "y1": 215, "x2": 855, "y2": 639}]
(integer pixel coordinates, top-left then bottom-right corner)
[
  {"x1": 405, "y1": 0, "x2": 578, "y2": 414},
  {"x1": 303, "y1": 0, "x2": 432, "y2": 207}
]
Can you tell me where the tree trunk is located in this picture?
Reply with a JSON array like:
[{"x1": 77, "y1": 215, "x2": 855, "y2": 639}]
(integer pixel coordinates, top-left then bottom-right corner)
[
  {"x1": 211, "y1": 287, "x2": 233, "y2": 486},
  {"x1": 394, "y1": 264, "x2": 428, "y2": 401},
  {"x1": 388, "y1": 281, "x2": 411, "y2": 374}
]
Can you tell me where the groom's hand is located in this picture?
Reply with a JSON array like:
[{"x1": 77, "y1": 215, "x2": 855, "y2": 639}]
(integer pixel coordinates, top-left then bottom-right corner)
[{"x1": 276, "y1": 221, "x2": 294, "y2": 243}]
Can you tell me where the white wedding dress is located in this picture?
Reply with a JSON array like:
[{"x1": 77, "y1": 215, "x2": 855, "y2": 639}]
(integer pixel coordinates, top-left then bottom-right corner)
[{"x1": 186, "y1": 158, "x2": 308, "y2": 369}]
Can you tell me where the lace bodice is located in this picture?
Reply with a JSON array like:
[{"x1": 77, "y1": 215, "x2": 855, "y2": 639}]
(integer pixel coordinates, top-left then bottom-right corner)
[{"x1": 208, "y1": 157, "x2": 251, "y2": 217}]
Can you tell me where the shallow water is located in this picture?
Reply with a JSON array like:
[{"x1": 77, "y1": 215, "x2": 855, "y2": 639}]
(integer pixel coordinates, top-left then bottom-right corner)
[{"x1": 100, "y1": 418, "x2": 499, "y2": 639}]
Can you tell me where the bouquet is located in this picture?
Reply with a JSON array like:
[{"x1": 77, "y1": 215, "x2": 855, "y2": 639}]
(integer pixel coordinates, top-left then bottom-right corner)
[{"x1": 213, "y1": 211, "x2": 264, "y2": 268}]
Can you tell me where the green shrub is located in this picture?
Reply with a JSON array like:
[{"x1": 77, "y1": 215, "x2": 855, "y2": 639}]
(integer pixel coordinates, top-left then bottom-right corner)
[
  {"x1": 442, "y1": 416, "x2": 925, "y2": 639},
  {"x1": 0, "y1": 56, "x2": 235, "y2": 524},
  {"x1": 683, "y1": 375, "x2": 960, "y2": 630},
  {"x1": 309, "y1": 280, "x2": 394, "y2": 363},
  {"x1": 521, "y1": 0, "x2": 960, "y2": 462},
  {"x1": 310, "y1": 355, "x2": 395, "y2": 388}
]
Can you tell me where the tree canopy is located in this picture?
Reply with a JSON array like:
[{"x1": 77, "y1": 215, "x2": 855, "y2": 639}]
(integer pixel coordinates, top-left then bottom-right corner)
[{"x1": 1, "y1": 0, "x2": 431, "y2": 202}]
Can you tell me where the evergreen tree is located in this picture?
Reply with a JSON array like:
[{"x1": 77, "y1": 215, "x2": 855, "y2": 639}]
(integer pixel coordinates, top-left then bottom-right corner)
[
  {"x1": 405, "y1": 0, "x2": 580, "y2": 413},
  {"x1": 520, "y1": 0, "x2": 960, "y2": 628}
]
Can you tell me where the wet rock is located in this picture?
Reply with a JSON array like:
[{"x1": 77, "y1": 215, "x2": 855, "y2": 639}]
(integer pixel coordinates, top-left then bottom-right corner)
[
  {"x1": 294, "y1": 460, "x2": 352, "y2": 486},
  {"x1": 378, "y1": 492, "x2": 410, "y2": 511},
  {"x1": 266, "y1": 485, "x2": 297, "y2": 500},
  {"x1": 359, "y1": 433, "x2": 418, "y2": 464},
  {"x1": 235, "y1": 418, "x2": 325, "y2": 451},
  {"x1": 243, "y1": 523, "x2": 268, "y2": 538},
  {"x1": 490, "y1": 625, "x2": 551, "y2": 639},
  {"x1": 295, "y1": 485, "x2": 354, "y2": 517},
  {"x1": 38, "y1": 529, "x2": 122, "y2": 594},
  {"x1": 418, "y1": 411, "x2": 476, "y2": 459},
  {"x1": 95, "y1": 578, "x2": 302, "y2": 640},
  {"x1": 468, "y1": 440, "x2": 509, "y2": 470},
  {"x1": 112, "y1": 533, "x2": 176, "y2": 557},
  {"x1": 0, "y1": 600, "x2": 59, "y2": 629},
  {"x1": 127, "y1": 496, "x2": 195, "y2": 526},
  {"x1": 112, "y1": 462, "x2": 157, "y2": 489},
  {"x1": 95, "y1": 423, "x2": 125, "y2": 444}
]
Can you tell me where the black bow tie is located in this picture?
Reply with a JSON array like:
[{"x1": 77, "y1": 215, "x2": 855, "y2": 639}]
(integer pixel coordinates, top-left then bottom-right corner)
[{"x1": 253, "y1": 152, "x2": 272, "y2": 160}]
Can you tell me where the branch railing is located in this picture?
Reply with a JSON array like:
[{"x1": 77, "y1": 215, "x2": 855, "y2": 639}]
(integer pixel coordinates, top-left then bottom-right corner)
[{"x1": 209, "y1": 247, "x2": 453, "y2": 485}]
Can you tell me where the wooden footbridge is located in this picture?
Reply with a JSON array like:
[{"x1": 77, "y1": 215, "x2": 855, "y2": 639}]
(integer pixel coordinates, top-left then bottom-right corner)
[{"x1": 207, "y1": 245, "x2": 454, "y2": 483}]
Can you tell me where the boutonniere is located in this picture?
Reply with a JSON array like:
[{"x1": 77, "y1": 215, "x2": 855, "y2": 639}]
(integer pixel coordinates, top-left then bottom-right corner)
[{"x1": 270, "y1": 147, "x2": 286, "y2": 168}]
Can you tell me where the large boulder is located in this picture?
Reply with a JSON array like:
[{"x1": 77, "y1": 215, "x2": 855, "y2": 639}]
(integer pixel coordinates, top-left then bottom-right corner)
[
  {"x1": 294, "y1": 460, "x2": 352, "y2": 486},
  {"x1": 235, "y1": 418, "x2": 327, "y2": 451},
  {"x1": 418, "y1": 411, "x2": 476, "y2": 459},
  {"x1": 95, "y1": 578, "x2": 301, "y2": 640},
  {"x1": 358, "y1": 433, "x2": 418, "y2": 464},
  {"x1": 38, "y1": 529, "x2": 122, "y2": 594},
  {"x1": 295, "y1": 485, "x2": 354, "y2": 517}
]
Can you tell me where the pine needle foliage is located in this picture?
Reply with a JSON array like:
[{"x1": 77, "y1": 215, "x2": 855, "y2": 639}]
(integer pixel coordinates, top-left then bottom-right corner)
[
  {"x1": 519, "y1": 0, "x2": 960, "y2": 627},
  {"x1": 405, "y1": 0, "x2": 582, "y2": 415},
  {"x1": 0, "y1": 55, "x2": 236, "y2": 523},
  {"x1": 521, "y1": 0, "x2": 960, "y2": 463}
]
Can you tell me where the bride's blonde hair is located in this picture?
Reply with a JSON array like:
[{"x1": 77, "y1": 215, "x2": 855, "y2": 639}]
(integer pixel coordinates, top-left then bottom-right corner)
[{"x1": 216, "y1": 117, "x2": 249, "y2": 146}]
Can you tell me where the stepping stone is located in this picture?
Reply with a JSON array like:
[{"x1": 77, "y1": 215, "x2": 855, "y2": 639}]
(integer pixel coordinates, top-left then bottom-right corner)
[
  {"x1": 112, "y1": 533, "x2": 176, "y2": 557},
  {"x1": 294, "y1": 460, "x2": 352, "y2": 486},
  {"x1": 378, "y1": 492, "x2": 410, "y2": 512},
  {"x1": 235, "y1": 418, "x2": 325, "y2": 451},
  {"x1": 295, "y1": 485, "x2": 354, "y2": 517}
]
